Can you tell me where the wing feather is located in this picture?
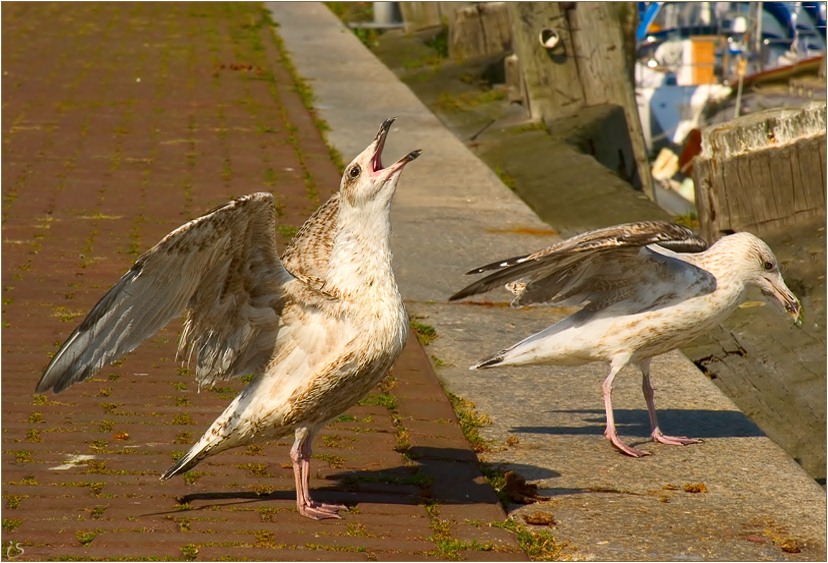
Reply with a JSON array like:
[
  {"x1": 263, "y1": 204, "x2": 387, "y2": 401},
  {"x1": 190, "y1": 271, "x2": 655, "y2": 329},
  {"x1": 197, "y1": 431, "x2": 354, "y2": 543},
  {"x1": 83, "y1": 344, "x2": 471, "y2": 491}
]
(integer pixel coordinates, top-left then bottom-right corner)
[
  {"x1": 281, "y1": 191, "x2": 340, "y2": 288},
  {"x1": 37, "y1": 192, "x2": 293, "y2": 393},
  {"x1": 450, "y1": 221, "x2": 710, "y2": 309}
]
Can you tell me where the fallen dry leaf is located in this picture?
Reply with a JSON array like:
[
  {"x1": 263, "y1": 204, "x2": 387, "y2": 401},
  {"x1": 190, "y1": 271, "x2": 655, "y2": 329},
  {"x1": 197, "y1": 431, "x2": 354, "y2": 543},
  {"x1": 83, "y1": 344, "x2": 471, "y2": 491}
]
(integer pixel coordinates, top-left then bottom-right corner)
[
  {"x1": 779, "y1": 538, "x2": 802, "y2": 553},
  {"x1": 523, "y1": 511, "x2": 556, "y2": 526},
  {"x1": 502, "y1": 471, "x2": 549, "y2": 504},
  {"x1": 683, "y1": 482, "x2": 708, "y2": 493}
]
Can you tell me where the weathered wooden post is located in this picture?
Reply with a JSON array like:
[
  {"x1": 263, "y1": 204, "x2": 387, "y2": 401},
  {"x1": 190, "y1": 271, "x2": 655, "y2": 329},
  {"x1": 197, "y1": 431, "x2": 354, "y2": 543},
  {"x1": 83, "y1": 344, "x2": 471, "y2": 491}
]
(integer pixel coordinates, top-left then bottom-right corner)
[
  {"x1": 508, "y1": 2, "x2": 584, "y2": 119},
  {"x1": 448, "y1": 2, "x2": 512, "y2": 61},
  {"x1": 507, "y1": 2, "x2": 654, "y2": 199},
  {"x1": 693, "y1": 102, "x2": 827, "y2": 242},
  {"x1": 398, "y1": 2, "x2": 473, "y2": 32}
]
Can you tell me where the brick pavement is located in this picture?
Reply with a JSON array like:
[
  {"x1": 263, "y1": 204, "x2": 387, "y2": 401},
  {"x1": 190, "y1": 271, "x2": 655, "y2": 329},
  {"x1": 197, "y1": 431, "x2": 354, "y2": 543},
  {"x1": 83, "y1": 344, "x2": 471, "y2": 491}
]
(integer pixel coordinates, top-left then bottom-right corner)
[{"x1": 1, "y1": 4, "x2": 525, "y2": 561}]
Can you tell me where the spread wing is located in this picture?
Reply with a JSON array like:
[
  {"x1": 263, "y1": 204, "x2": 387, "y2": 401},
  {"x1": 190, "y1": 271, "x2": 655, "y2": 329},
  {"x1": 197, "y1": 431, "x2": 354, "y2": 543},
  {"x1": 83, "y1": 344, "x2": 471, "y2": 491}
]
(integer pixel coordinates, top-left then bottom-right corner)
[
  {"x1": 450, "y1": 221, "x2": 712, "y2": 311},
  {"x1": 37, "y1": 192, "x2": 295, "y2": 393}
]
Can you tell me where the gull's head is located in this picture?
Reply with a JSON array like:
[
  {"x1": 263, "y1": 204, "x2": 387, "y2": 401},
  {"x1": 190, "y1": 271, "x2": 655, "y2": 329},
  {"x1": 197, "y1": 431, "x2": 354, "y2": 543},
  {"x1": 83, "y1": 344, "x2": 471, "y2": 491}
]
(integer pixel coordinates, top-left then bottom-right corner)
[
  {"x1": 725, "y1": 232, "x2": 802, "y2": 324},
  {"x1": 340, "y1": 117, "x2": 421, "y2": 208}
]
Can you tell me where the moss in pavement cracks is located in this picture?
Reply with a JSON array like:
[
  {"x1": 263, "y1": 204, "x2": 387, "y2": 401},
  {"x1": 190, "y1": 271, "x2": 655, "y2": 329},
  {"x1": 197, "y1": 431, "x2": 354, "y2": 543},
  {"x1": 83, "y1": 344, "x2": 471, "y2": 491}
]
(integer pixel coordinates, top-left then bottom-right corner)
[
  {"x1": 410, "y1": 319, "x2": 438, "y2": 345},
  {"x1": 495, "y1": 519, "x2": 571, "y2": 561},
  {"x1": 446, "y1": 392, "x2": 491, "y2": 453},
  {"x1": 262, "y1": 5, "x2": 347, "y2": 174},
  {"x1": 424, "y1": 503, "x2": 494, "y2": 560}
]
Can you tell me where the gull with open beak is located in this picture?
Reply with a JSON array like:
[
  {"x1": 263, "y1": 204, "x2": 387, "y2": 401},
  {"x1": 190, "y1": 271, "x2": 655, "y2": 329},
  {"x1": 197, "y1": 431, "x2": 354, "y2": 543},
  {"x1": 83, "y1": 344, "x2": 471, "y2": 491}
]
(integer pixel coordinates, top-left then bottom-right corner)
[{"x1": 37, "y1": 118, "x2": 421, "y2": 519}]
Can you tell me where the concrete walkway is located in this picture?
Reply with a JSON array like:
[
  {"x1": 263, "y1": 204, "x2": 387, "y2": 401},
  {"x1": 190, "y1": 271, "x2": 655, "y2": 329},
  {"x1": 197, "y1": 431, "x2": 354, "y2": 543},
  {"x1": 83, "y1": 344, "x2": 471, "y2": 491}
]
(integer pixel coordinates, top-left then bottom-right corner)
[{"x1": 269, "y1": 2, "x2": 826, "y2": 561}]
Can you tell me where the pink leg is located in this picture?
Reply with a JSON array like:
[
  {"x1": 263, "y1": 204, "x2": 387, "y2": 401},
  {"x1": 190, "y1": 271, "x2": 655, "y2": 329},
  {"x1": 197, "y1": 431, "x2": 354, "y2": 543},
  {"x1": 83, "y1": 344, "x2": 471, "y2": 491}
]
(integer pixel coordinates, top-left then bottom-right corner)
[
  {"x1": 602, "y1": 359, "x2": 650, "y2": 457},
  {"x1": 290, "y1": 428, "x2": 347, "y2": 520},
  {"x1": 641, "y1": 363, "x2": 702, "y2": 447}
]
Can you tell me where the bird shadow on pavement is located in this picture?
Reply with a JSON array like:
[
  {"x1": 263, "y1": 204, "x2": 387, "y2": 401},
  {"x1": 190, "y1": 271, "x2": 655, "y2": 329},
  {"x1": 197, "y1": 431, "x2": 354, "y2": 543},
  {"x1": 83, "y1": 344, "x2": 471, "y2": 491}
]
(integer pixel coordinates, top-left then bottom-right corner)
[
  {"x1": 323, "y1": 446, "x2": 504, "y2": 506},
  {"x1": 159, "y1": 446, "x2": 502, "y2": 516},
  {"x1": 513, "y1": 408, "x2": 765, "y2": 439},
  {"x1": 479, "y1": 462, "x2": 561, "y2": 482}
]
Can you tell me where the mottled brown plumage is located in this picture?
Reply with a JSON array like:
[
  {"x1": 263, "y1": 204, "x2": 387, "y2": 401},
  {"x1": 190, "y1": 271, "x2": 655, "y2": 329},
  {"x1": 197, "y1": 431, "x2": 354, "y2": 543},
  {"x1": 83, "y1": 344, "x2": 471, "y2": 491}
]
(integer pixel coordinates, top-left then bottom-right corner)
[
  {"x1": 282, "y1": 191, "x2": 340, "y2": 289},
  {"x1": 37, "y1": 118, "x2": 421, "y2": 519},
  {"x1": 452, "y1": 225, "x2": 801, "y2": 457}
]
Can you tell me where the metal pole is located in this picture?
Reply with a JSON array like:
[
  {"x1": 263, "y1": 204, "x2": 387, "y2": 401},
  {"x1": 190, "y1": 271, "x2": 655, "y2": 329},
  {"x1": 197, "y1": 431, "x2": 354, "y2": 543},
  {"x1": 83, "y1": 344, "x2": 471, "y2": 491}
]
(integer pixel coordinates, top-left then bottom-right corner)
[{"x1": 374, "y1": 2, "x2": 397, "y2": 25}]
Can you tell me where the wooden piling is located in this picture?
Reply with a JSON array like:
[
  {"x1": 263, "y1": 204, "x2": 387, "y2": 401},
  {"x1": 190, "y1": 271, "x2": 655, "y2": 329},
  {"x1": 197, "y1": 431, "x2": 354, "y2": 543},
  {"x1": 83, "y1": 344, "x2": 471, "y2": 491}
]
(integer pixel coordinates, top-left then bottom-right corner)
[
  {"x1": 507, "y1": 2, "x2": 654, "y2": 198},
  {"x1": 693, "y1": 102, "x2": 827, "y2": 242},
  {"x1": 448, "y1": 2, "x2": 511, "y2": 60}
]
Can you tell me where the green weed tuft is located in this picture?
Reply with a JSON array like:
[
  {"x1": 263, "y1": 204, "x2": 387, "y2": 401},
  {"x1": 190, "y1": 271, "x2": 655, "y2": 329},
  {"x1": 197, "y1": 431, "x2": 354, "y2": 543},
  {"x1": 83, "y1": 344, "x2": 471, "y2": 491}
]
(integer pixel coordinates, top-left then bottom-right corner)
[
  {"x1": 410, "y1": 319, "x2": 438, "y2": 345},
  {"x1": 495, "y1": 518, "x2": 570, "y2": 560},
  {"x1": 447, "y1": 392, "x2": 491, "y2": 452}
]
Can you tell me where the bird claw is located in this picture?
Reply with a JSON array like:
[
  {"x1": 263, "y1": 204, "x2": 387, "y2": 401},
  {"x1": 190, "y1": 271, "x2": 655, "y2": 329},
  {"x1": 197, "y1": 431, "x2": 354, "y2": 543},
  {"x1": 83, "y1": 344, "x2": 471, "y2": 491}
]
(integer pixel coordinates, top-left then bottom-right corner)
[
  {"x1": 313, "y1": 501, "x2": 349, "y2": 512},
  {"x1": 299, "y1": 507, "x2": 341, "y2": 520},
  {"x1": 615, "y1": 443, "x2": 651, "y2": 457},
  {"x1": 298, "y1": 499, "x2": 349, "y2": 520},
  {"x1": 606, "y1": 430, "x2": 651, "y2": 457},
  {"x1": 652, "y1": 430, "x2": 703, "y2": 446}
]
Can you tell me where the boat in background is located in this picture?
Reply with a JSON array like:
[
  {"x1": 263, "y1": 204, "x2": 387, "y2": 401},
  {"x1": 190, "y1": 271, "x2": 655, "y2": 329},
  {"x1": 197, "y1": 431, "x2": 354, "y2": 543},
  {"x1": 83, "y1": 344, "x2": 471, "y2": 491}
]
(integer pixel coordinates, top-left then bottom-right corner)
[{"x1": 635, "y1": 2, "x2": 826, "y2": 213}]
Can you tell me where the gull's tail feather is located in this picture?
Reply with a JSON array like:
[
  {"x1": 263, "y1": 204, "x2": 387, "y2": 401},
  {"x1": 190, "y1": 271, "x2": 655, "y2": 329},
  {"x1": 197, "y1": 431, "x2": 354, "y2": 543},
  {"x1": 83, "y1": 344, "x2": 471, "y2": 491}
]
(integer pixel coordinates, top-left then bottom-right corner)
[
  {"x1": 469, "y1": 316, "x2": 579, "y2": 370},
  {"x1": 161, "y1": 444, "x2": 211, "y2": 480},
  {"x1": 470, "y1": 351, "x2": 507, "y2": 370},
  {"x1": 161, "y1": 393, "x2": 247, "y2": 481}
]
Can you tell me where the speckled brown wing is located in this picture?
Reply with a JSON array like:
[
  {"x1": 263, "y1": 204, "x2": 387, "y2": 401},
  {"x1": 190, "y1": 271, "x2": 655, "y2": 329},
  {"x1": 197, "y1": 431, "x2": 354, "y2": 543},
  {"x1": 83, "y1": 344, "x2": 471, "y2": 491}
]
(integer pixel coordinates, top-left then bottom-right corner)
[
  {"x1": 450, "y1": 221, "x2": 709, "y2": 306},
  {"x1": 548, "y1": 245, "x2": 717, "y2": 314},
  {"x1": 281, "y1": 192, "x2": 341, "y2": 289},
  {"x1": 37, "y1": 193, "x2": 294, "y2": 394}
]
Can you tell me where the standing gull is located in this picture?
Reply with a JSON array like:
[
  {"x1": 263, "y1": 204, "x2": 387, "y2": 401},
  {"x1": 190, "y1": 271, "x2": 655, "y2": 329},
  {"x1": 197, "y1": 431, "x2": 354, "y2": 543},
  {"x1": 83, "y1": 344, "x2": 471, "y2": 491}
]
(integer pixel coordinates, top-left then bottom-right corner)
[
  {"x1": 450, "y1": 222, "x2": 801, "y2": 457},
  {"x1": 36, "y1": 118, "x2": 421, "y2": 519}
]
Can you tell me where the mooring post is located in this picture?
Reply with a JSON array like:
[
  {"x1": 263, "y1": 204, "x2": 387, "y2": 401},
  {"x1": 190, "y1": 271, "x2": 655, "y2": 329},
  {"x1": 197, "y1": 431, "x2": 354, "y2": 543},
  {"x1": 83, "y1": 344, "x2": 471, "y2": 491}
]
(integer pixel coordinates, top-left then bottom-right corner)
[
  {"x1": 693, "y1": 102, "x2": 827, "y2": 242},
  {"x1": 507, "y1": 2, "x2": 654, "y2": 198}
]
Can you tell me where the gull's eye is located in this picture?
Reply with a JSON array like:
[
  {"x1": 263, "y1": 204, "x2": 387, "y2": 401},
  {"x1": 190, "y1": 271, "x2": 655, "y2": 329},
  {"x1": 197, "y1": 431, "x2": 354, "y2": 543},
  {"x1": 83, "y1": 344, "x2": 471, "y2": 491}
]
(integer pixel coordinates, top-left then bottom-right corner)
[
  {"x1": 349, "y1": 165, "x2": 361, "y2": 179},
  {"x1": 763, "y1": 260, "x2": 775, "y2": 271}
]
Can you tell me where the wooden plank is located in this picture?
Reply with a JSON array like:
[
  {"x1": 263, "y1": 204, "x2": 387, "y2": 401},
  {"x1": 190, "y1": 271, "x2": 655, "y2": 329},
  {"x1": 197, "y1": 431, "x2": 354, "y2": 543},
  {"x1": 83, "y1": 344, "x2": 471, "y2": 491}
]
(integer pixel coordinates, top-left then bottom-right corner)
[
  {"x1": 448, "y1": 2, "x2": 511, "y2": 61},
  {"x1": 820, "y1": 135, "x2": 827, "y2": 193},
  {"x1": 400, "y1": 2, "x2": 466, "y2": 32},
  {"x1": 725, "y1": 157, "x2": 750, "y2": 229},
  {"x1": 806, "y1": 136, "x2": 827, "y2": 207},
  {"x1": 743, "y1": 153, "x2": 768, "y2": 227},
  {"x1": 732, "y1": 154, "x2": 757, "y2": 228},
  {"x1": 770, "y1": 144, "x2": 802, "y2": 215},
  {"x1": 763, "y1": 148, "x2": 786, "y2": 221},
  {"x1": 693, "y1": 165, "x2": 712, "y2": 239},
  {"x1": 796, "y1": 135, "x2": 825, "y2": 213},
  {"x1": 694, "y1": 157, "x2": 731, "y2": 241},
  {"x1": 747, "y1": 151, "x2": 777, "y2": 226}
]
